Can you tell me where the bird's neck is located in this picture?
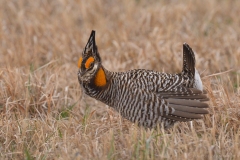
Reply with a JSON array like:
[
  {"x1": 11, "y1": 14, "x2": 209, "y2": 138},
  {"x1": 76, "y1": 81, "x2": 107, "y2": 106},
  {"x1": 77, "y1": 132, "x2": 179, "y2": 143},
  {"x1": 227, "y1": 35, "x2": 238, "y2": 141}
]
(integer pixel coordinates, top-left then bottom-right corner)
[{"x1": 93, "y1": 66, "x2": 112, "y2": 88}]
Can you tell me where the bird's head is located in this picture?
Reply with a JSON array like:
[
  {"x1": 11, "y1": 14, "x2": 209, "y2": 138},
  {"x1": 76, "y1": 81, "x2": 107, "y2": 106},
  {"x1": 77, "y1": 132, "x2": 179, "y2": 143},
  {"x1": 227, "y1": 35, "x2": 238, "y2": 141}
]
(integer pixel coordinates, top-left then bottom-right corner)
[{"x1": 77, "y1": 30, "x2": 107, "y2": 88}]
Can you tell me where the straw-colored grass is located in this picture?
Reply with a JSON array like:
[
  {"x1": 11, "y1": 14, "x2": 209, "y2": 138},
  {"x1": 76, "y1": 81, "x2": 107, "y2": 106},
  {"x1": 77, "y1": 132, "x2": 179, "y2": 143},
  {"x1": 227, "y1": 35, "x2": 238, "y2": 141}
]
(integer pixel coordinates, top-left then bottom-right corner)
[{"x1": 0, "y1": 0, "x2": 240, "y2": 159}]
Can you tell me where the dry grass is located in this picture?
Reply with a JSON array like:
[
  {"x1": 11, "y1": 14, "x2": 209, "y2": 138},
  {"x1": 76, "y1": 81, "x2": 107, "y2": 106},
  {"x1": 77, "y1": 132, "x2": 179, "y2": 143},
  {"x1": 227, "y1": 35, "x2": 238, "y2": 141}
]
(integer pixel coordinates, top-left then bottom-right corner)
[{"x1": 0, "y1": 0, "x2": 240, "y2": 159}]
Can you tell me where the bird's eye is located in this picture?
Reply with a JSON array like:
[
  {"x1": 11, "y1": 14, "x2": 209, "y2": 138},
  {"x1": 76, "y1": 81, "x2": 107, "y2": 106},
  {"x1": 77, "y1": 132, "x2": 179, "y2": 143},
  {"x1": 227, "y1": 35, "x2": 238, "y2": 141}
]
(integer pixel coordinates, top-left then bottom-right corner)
[{"x1": 89, "y1": 62, "x2": 94, "y2": 69}]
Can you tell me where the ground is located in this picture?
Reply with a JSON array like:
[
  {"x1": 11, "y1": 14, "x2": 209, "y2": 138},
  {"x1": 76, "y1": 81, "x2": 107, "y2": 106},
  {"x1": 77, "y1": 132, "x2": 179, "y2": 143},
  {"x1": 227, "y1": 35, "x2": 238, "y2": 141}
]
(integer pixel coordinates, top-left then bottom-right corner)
[{"x1": 0, "y1": 0, "x2": 240, "y2": 159}]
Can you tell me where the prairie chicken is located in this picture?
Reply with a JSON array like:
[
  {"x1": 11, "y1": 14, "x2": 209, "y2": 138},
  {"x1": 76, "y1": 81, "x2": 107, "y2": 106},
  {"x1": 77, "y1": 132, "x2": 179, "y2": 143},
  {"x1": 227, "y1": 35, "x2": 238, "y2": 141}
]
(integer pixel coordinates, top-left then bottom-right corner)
[{"x1": 77, "y1": 30, "x2": 209, "y2": 129}]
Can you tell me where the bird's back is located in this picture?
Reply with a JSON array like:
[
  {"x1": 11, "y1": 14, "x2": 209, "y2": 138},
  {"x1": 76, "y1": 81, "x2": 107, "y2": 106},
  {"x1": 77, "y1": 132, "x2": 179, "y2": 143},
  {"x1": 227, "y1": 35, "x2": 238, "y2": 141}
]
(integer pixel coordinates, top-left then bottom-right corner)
[{"x1": 90, "y1": 69, "x2": 208, "y2": 128}]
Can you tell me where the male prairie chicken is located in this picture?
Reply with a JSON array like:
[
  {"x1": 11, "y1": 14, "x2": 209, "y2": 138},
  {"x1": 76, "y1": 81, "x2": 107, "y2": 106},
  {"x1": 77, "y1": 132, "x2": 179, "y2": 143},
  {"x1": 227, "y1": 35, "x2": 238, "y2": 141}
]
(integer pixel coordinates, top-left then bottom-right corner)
[{"x1": 78, "y1": 30, "x2": 209, "y2": 129}]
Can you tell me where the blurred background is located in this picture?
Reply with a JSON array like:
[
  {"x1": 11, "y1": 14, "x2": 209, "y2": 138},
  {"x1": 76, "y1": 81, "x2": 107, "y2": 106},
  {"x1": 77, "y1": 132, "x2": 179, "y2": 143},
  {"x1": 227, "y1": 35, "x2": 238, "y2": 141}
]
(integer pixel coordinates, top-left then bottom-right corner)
[
  {"x1": 1, "y1": 0, "x2": 239, "y2": 71},
  {"x1": 0, "y1": 0, "x2": 240, "y2": 159}
]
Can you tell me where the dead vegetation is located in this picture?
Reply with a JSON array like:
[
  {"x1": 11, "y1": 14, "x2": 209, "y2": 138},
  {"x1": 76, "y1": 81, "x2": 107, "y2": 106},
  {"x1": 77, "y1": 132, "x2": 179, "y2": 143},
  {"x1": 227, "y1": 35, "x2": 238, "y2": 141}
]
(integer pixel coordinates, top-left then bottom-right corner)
[{"x1": 0, "y1": 0, "x2": 240, "y2": 159}]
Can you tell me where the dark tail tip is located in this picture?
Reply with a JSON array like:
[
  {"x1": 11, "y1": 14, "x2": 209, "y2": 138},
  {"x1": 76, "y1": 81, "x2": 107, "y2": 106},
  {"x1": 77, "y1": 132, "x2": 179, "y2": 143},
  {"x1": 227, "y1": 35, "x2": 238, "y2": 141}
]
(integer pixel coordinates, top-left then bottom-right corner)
[{"x1": 182, "y1": 42, "x2": 196, "y2": 78}]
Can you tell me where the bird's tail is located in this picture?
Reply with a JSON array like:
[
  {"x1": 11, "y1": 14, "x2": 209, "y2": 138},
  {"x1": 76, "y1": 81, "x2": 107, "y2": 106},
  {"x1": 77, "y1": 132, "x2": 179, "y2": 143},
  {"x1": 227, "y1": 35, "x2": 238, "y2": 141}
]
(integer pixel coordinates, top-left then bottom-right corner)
[{"x1": 182, "y1": 43, "x2": 196, "y2": 80}]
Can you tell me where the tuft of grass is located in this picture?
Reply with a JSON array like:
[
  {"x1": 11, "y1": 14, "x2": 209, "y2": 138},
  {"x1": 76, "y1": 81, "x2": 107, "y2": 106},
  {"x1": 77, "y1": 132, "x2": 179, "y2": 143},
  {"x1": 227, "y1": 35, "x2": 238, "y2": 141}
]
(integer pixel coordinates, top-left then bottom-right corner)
[
  {"x1": 107, "y1": 132, "x2": 116, "y2": 160},
  {"x1": 59, "y1": 101, "x2": 78, "y2": 119},
  {"x1": 24, "y1": 147, "x2": 34, "y2": 160}
]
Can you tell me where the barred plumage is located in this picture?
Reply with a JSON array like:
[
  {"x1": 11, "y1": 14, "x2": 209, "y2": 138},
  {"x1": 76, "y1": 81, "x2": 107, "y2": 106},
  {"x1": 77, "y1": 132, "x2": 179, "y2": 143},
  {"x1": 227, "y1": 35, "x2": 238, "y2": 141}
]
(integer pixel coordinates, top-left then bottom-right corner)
[{"x1": 78, "y1": 30, "x2": 209, "y2": 129}]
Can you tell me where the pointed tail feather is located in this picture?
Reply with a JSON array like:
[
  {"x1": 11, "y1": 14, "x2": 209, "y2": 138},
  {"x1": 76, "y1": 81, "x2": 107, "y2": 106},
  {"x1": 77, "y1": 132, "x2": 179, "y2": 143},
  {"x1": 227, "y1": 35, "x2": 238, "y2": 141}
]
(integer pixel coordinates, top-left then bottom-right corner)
[{"x1": 182, "y1": 43, "x2": 195, "y2": 79}]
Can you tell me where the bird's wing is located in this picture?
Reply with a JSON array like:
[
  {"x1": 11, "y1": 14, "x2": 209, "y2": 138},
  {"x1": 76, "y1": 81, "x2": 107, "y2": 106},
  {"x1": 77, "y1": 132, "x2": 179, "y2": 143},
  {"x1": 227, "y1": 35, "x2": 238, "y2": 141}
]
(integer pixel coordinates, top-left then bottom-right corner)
[
  {"x1": 157, "y1": 86, "x2": 209, "y2": 101},
  {"x1": 156, "y1": 86, "x2": 209, "y2": 121},
  {"x1": 119, "y1": 83, "x2": 209, "y2": 128}
]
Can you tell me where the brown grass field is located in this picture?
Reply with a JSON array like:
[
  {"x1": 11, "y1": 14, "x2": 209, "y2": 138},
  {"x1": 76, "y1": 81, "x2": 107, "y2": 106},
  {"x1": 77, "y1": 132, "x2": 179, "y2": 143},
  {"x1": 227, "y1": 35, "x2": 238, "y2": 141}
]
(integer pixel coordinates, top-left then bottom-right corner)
[{"x1": 0, "y1": 0, "x2": 240, "y2": 159}]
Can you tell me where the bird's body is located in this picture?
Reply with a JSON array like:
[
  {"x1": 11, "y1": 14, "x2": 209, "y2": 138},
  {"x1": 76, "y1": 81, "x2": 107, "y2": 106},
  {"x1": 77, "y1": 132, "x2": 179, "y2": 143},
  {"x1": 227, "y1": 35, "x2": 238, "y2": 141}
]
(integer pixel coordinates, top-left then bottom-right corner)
[{"x1": 78, "y1": 30, "x2": 209, "y2": 129}]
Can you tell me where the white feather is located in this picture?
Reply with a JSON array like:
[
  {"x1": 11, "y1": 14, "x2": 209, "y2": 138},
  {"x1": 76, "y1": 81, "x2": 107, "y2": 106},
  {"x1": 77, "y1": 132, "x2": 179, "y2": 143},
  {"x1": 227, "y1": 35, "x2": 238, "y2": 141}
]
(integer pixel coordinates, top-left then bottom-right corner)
[{"x1": 193, "y1": 69, "x2": 203, "y2": 91}]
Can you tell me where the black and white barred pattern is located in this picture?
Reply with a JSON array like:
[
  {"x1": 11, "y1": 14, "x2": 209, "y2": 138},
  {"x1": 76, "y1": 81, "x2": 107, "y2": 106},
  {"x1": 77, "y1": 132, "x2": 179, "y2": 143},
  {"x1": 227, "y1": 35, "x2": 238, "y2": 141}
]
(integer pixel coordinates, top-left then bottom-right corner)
[
  {"x1": 79, "y1": 31, "x2": 209, "y2": 129},
  {"x1": 82, "y1": 69, "x2": 207, "y2": 128}
]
